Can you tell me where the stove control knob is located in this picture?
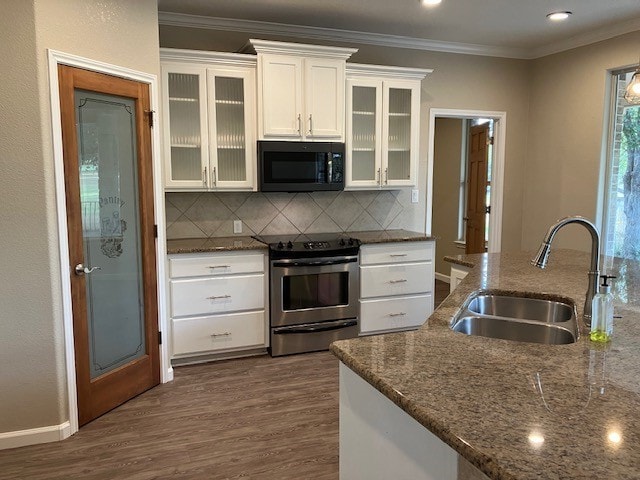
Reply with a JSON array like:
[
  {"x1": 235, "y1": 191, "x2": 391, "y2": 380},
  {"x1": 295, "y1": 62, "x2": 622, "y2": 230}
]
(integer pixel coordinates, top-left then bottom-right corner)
[
  {"x1": 277, "y1": 242, "x2": 284, "y2": 249},
  {"x1": 287, "y1": 241, "x2": 293, "y2": 249},
  {"x1": 339, "y1": 239, "x2": 346, "y2": 246},
  {"x1": 348, "y1": 238, "x2": 355, "y2": 246}
]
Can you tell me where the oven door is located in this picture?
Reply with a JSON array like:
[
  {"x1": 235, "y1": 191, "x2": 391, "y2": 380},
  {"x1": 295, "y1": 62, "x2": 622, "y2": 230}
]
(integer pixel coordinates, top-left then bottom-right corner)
[{"x1": 270, "y1": 255, "x2": 359, "y2": 328}]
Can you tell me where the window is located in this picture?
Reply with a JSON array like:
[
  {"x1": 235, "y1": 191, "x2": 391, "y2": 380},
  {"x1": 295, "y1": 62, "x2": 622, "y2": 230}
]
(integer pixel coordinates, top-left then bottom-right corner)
[{"x1": 602, "y1": 69, "x2": 640, "y2": 263}]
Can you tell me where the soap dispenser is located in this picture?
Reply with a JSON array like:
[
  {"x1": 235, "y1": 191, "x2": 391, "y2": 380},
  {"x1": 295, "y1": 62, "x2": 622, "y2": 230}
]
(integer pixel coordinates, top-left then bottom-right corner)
[{"x1": 589, "y1": 275, "x2": 616, "y2": 343}]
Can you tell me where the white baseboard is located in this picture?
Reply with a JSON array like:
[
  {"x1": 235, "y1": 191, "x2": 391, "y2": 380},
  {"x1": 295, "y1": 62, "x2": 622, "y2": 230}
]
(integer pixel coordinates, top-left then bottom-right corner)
[
  {"x1": 435, "y1": 272, "x2": 451, "y2": 283},
  {"x1": 0, "y1": 421, "x2": 71, "y2": 450}
]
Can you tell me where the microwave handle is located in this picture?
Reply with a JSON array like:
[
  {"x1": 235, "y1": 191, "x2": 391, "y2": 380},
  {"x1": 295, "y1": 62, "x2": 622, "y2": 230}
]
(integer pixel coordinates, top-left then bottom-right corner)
[{"x1": 327, "y1": 153, "x2": 332, "y2": 184}]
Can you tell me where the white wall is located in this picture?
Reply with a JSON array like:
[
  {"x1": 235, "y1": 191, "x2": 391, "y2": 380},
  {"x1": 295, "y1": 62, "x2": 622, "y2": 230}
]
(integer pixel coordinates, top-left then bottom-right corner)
[{"x1": 0, "y1": 0, "x2": 160, "y2": 435}]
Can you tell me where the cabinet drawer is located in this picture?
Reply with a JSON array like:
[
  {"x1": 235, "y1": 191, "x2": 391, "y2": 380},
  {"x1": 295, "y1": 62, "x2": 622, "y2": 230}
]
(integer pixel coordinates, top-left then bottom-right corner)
[
  {"x1": 360, "y1": 262, "x2": 433, "y2": 298},
  {"x1": 172, "y1": 311, "x2": 266, "y2": 355},
  {"x1": 169, "y1": 253, "x2": 264, "y2": 278},
  {"x1": 360, "y1": 241, "x2": 433, "y2": 266},
  {"x1": 171, "y1": 274, "x2": 264, "y2": 317},
  {"x1": 360, "y1": 294, "x2": 432, "y2": 334}
]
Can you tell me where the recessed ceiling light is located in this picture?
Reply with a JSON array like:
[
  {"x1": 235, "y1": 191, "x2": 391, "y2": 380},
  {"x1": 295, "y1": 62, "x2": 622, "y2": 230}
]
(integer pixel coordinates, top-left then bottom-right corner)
[
  {"x1": 546, "y1": 11, "x2": 572, "y2": 21},
  {"x1": 421, "y1": 0, "x2": 442, "y2": 6}
]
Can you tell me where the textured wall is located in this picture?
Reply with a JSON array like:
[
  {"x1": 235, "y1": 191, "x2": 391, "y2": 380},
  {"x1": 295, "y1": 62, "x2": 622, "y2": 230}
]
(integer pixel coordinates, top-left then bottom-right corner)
[
  {"x1": 159, "y1": 26, "x2": 531, "y2": 252},
  {"x1": 166, "y1": 188, "x2": 420, "y2": 239},
  {"x1": 523, "y1": 31, "x2": 640, "y2": 253},
  {"x1": 0, "y1": 0, "x2": 160, "y2": 435},
  {"x1": 432, "y1": 118, "x2": 464, "y2": 276}
]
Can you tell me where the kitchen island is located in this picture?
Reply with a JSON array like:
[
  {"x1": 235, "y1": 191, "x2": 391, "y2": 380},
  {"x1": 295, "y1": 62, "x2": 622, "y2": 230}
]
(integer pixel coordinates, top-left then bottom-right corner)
[{"x1": 331, "y1": 250, "x2": 640, "y2": 480}]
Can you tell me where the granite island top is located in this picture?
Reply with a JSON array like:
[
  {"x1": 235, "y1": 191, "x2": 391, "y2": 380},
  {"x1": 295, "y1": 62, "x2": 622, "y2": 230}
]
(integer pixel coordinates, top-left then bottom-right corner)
[
  {"x1": 166, "y1": 229, "x2": 434, "y2": 254},
  {"x1": 331, "y1": 249, "x2": 640, "y2": 480}
]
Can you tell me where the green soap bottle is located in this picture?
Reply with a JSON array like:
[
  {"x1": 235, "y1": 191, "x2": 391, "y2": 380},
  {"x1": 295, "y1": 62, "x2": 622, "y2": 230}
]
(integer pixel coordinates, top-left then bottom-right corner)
[{"x1": 589, "y1": 275, "x2": 616, "y2": 343}]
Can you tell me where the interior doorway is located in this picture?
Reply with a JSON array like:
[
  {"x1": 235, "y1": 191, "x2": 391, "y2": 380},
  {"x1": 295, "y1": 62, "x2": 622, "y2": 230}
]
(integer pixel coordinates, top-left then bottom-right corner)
[{"x1": 426, "y1": 109, "x2": 506, "y2": 282}]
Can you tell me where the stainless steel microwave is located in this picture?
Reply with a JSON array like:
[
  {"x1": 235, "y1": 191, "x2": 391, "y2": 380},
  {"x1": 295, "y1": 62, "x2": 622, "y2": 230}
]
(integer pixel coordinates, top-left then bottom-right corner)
[{"x1": 258, "y1": 141, "x2": 345, "y2": 192}]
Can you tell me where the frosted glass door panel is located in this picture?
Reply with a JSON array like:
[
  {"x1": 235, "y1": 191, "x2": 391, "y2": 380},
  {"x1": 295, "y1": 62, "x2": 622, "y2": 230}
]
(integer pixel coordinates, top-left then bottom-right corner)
[
  {"x1": 387, "y1": 88, "x2": 412, "y2": 181},
  {"x1": 214, "y1": 76, "x2": 246, "y2": 182},
  {"x1": 75, "y1": 90, "x2": 146, "y2": 380},
  {"x1": 351, "y1": 86, "x2": 378, "y2": 182},
  {"x1": 168, "y1": 73, "x2": 203, "y2": 181}
]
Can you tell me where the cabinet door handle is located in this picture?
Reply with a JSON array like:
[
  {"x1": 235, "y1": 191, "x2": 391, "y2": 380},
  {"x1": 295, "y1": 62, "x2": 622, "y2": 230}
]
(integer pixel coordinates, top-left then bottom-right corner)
[
  {"x1": 207, "y1": 294, "x2": 231, "y2": 300},
  {"x1": 377, "y1": 168, "x2": 381, "y2": 185},
  {"x1": 212, "y1": 166, "x2": 217, "y2": 186},
  {"x1": 389, "y1": 254, "x2": 408, "y2": 257},
  {"x1": 389, "y1": 279, "x2": 407, "y2": 284},
  {"x1": 384, "y1": 167, "x2": 388, "y2": 185},
  {"x1": 211, "y1": 332, "x2": 231, "y2": 338},
  {"x1": 389, "y1": 312, "x2": 407, "y2": 317},
  {"x1": 309, "y1": 114, "x2": 313, "y2": 134},
  {"x1": 203, "y1": 166, "x2": 207, "y2": 187},
  {"x1": 297, "y1": 114, "x2": 301, "y2": 134},
  {"x1": 207, "y1": 265, "x2": 231, "y2": 269}
]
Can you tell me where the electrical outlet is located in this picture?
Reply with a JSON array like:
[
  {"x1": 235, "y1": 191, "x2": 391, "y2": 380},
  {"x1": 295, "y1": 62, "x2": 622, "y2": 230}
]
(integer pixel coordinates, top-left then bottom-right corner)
[
  {"x1": 233, "y1": 220, "x2": 242, "y2": 234},
  {"x1": 411, "y1": 189, "x2": 419, "y2": 204}
]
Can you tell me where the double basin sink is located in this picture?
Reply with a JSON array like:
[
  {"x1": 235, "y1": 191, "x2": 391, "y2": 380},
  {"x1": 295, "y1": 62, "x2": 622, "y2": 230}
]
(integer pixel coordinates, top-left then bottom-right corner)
[{"x1": 451, "y1": 291, "x2": 579, "y2": 345}]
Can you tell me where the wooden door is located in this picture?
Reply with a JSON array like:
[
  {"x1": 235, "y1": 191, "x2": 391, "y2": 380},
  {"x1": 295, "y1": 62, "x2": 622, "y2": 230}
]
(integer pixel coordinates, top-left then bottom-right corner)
[
  {"x1": 58, "y1": 65, "x2": 160, "y2": 426},
  {"x1": 465, "y1": 124, "x2": 490, "y2": 254}
]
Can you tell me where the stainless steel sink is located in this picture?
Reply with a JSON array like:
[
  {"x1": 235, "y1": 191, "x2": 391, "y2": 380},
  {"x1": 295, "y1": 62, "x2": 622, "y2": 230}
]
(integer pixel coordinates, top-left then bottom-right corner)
[
  {"x1": 451, "y1": 292, "x2": 578, "y2": 345},
  {"x1": 467, "y1": 294, "x2": 574, "y2": 323}
]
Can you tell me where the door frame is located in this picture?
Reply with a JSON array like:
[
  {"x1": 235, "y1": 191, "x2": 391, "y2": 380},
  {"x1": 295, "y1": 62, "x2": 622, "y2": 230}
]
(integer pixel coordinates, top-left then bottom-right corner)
[
  {"x1": 48, "y1": 50, "x2": 172, "y2": 436},
  {"x1": 426, "y1": 108, "x2": 506, "y2": 253}
]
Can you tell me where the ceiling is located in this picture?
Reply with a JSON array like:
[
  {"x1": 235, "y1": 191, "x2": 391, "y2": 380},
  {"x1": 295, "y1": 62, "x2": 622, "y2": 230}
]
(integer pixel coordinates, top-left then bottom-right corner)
[{"x1": 158, "y1": 0, "x2": 640, "y2": 58}]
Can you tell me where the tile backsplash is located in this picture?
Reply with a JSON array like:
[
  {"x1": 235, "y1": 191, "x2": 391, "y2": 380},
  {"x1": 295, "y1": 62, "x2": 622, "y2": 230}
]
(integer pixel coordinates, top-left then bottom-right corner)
[{"x1": 165, "y1": 189, "x2": 423, "y2": 239}]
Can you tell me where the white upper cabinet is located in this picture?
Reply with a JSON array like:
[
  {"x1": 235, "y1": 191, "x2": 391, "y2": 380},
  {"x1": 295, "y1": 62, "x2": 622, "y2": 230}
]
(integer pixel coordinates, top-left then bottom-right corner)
[
  {"x1": 249, "y1": 40, "x2": 356, "y2": 142},
  {"x1": 345, "y1": 64, "x2": 431, "y2": 189},
  {"x1": 161, "y1": 49, "x2": 257, "y2": 191}
]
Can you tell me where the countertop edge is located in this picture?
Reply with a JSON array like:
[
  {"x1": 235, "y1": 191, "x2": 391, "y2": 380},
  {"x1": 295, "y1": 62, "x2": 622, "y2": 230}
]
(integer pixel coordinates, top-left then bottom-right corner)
[{"x1": 329, "y1": 343, "x2": 515, "y2": 480}]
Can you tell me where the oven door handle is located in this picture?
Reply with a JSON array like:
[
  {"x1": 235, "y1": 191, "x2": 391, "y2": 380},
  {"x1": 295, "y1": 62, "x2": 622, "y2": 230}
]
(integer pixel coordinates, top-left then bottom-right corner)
[
  {"x1": 273, "y1": 319, "x2": 358, "y2": 334},
  {"x1": 272, "y1": 257, "x2": 358, "y2": 268}
]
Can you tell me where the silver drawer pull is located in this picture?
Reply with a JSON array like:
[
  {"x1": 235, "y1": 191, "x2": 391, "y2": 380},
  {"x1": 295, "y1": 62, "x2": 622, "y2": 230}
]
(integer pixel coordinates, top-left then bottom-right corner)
[
  {"x1": 207, "y1": 265, "x2": 231, "y2": 269},
  {"x1": 390, "y1": 254, "x2": 408, "y2": 257},
  {"x1": 207, "y1": 295, "x2": 231, "y2": 300},
  {"x1": 389, "y1": 279, "x2": 407, "y2": 284},
  {"x1": 389, "y1": 312, "x2": 407, "y2": 317},
  {"x1": 211, "y1": 332, "x2": 231, "y2": 338}
]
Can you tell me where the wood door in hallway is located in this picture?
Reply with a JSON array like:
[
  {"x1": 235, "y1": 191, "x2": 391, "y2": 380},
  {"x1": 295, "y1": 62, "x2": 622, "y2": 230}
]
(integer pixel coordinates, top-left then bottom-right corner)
[
  {"x1": 465, "y1": 124, "x2": 490, "y2": 254},
  {"x1": 58, "y1": 65, "x2": 159, "y2": 426}
]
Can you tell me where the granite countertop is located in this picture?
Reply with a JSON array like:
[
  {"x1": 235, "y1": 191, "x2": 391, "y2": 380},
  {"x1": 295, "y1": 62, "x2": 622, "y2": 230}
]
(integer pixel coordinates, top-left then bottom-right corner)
[
  {"x1": 166, "y1": 230, "x2": 435, "y2": 254},
  {"x1": 166, "y1": 236, "x2": 267, "y2": 254},
  {"x1": 331, "y1": 249, "x2": 640, "y2": 480}
]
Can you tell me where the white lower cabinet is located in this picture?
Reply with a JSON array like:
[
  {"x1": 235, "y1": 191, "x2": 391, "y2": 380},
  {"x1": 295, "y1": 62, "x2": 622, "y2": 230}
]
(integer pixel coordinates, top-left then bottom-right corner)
[
  {"x1": 359, "y1": 241, "x2": 435, "y2": 335},
  {"x1": 449, "y1": 264, "x2": 471, "y2": 294},
  {"x1": 168, "y1": 251, "x2": 268, "y2": 361},
  {"x1": 172, "y1": 311, "x2": 265, "y2": 356}
]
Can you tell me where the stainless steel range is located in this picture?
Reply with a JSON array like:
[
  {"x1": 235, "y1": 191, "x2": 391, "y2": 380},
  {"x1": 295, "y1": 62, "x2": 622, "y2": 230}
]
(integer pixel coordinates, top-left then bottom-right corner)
[{"x1": 257, "y1": 234, "x2": 360, "y2": 356}]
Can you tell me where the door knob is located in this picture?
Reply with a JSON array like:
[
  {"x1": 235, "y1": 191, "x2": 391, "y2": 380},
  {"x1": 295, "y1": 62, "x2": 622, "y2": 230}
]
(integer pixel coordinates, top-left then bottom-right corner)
[{"x1": 74, "y1": 264, "x2": 101, "y2": 275}]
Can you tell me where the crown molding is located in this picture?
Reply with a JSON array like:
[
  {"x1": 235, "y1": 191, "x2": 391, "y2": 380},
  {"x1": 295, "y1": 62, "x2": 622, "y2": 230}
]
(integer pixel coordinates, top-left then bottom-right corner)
[
  {"x1": 530, "y1": 17, "x2": 640, "y2": 59},
  {"x1": 347, "y1": 63, "x2": 432, "y2": 80},
  {"x1": 158, "y1": 12, "x2": 530, "y2": 59},
  {"x1": 158, "y1": 11, "x2": 640, "y2": 60},
  {"x1": 244, "y1": 38, "x2": 357, "y2": 59},
  {"x1": 159, "y1": 47, "x2": 256, "y2": 66}
]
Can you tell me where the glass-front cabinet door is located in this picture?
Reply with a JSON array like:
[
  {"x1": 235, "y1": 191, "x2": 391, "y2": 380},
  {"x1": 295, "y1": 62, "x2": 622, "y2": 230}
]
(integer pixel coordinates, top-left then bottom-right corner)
[
  {"x1": 346, "y1": 79, "x2": 383, "y2": 188},
  {"x1": 207, "y1": 67, "x2": 256, "y2": 189},
  {"x1": 383, "y1": 81, "x2": 419, "y2": 187},
  {"x1": 162, "y1": 65, "x2": 209, "y2": 189}
]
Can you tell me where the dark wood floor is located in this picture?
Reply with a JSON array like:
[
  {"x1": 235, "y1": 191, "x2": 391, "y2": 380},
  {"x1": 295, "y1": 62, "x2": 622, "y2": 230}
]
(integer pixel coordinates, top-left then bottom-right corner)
[
  {"x1": 0, "y1": 352, "x2": 340, "y2": 480},
  {"x1": 1, "y1": 281, "x2": 451, "y2": 480}
]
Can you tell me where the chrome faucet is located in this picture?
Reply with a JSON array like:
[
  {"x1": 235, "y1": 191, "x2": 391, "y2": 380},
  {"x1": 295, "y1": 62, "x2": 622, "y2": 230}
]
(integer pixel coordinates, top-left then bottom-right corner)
[{"x1": 531, "y1": 216, "x2": 600, "y2": 326}]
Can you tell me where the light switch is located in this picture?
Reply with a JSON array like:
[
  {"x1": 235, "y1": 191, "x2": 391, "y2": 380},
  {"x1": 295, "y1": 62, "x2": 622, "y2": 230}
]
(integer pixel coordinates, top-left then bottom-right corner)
[
  {"x1": 233, "y1": 220, "x2": 242, "y2": 234},
  {"x1": 411, "y1": 189, "x2": 419, "y2": 204}
]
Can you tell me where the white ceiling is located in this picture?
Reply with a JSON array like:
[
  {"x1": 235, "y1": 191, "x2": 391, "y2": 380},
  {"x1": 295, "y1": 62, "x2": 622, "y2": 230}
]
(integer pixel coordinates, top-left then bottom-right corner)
[{"x1": 158, "y1": 0, "x2": 640, "y2": 58}]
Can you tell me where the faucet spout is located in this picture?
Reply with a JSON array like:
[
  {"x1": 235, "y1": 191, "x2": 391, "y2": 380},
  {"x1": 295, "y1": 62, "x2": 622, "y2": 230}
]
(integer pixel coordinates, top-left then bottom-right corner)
[{"x1": 530, "y1": 216, "x2": 600, "y2": 326}]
